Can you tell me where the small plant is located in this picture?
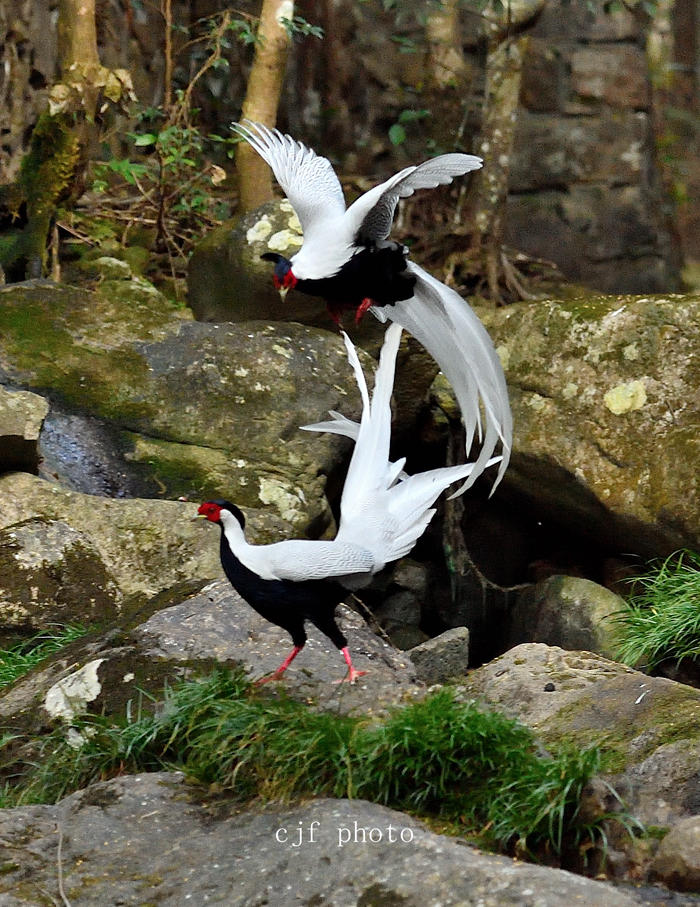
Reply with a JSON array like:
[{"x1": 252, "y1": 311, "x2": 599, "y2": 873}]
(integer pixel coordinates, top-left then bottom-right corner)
[
  {"x1": 0, "y1": 626, "x2": 87, "y2": 690},
  {"x1": 613, "y1": 550, "x2": 700, "y2": 670},
  {"x1": 2, "y1": 669, "x2": 615, "y2": 860}
]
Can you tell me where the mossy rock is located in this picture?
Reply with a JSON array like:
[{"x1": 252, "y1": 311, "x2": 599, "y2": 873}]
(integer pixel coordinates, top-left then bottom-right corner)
[
  {"x1": 0, "y1": 280, "x2": 365, "y2": 533},
  {"x1": 478, "y1": 292, "x2": 700, "y2": 558}
]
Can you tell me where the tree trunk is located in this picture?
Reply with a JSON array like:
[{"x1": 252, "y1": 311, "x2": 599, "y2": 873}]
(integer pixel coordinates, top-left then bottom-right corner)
[
  {"x1": 57, "y1": 0, "x2": 100, "y2": 76},
  {"x1": 425, "y1": 0, "x2": 467, "y2": 88},
  {"x1": 237, "y1": 0, "x2": 294, "y2": 213},
  {"x1": 472, "y1": 33, "x2": 529, "y2": 300}
]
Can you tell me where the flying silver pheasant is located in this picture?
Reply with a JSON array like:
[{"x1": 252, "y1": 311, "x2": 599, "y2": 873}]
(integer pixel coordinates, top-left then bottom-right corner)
[
  {"x1": 232, "y1": 120, "x2": 512, "y2": 493},
  {"x1": 198, "y1": 323, "x2": 501, "y2": 683}
]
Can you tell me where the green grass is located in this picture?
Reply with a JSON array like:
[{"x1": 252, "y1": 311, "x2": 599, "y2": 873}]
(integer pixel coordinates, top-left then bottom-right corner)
[
  {"x1": 0, "y1": 668, "x2": 611, "y2": 858},
  {"x1": 0, "y1": 626, "x2": 87, "y2": 689},
  {"x1": 613, "y1": 551, "x2": 700, "y2": 670}
]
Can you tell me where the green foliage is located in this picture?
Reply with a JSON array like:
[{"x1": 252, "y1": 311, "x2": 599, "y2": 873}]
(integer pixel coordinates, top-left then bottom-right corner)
[
  {"x1": 613, "y1": 551, "x2": 700, "y2": 670},
  {"x1": 279, "y1": 16, "x2": 324, "y2": 40},
  {"x1": 0, "y1": 626, "x2": 87, "y2": 690},
  {"x1": 2, "y1": 670, "x2": 611, "y2": 859},
  {"x1": 388, "y1": 109, "x2": 431, "y2": 147}
]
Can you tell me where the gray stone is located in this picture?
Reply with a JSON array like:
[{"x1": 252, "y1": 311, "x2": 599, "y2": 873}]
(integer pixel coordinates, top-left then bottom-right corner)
[
  {"x1": 391, "y1": 559, "x2": 430, "y2": 597},
  {"x1": 187, "y1": 199, "x2": 327, "y2": 326},
  {"x1": 0, "y1": 578, "x2": 419, "y2": 736},
  {"x1": 86, "y1": 256, "x2": 133, "y2": 280},
  {"x1": 0, "y1": 772, "x2": 662, "y2": 907},
  {"x1": 461, "y1": 644, "x2": 700, "y2": 774},
  {"x1": 0, "y1": 472, "x2": 221, "y2": 598},
  {"x1": 373, "y1": 590, "x2": 427, "y2": 650},
  {"x1": 410, "y1": 626, "x2": 470, "y2": 684},
  {"x1": 0, "y1": 518, "x2": 121, "y2": 634},
  {"x1": 507, "y1": 575, "x2": 623, "y2": 659},
  {"x1": 0, "y1": 282, "x2": 367, "y2": 535},
  {"x1": 0, "y1": 386, "x2": 48, "y2": 473},
  {"x1": 650, "y1": 817, "x2": 700, "y2": 892},
  {"x1": 621, "y1": 739, "x2": 700, "y2": 828}
]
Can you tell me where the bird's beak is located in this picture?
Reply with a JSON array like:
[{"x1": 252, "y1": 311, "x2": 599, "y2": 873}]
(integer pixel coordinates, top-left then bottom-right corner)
[
  {"x1": 191, "y1": 513, "x2": 208, "y2": 522},
  {"x1": 278, "y1": 285, "x2": 290, "y2": 301}
]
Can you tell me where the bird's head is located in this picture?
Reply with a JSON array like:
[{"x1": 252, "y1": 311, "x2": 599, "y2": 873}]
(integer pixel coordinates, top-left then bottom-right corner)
[
  {"x1": 196, "y1": 500, "x2": 246, "y2": 528},
  {"x1": 261, "y1": 252, "x2": 297, "y2": 300}
]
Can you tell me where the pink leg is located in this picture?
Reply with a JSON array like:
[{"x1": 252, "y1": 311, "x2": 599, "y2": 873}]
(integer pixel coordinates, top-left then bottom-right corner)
[
  {"x1": 334, "y1": 646, "x2": 367, "y2": 684},
  {"x1": 355, "y1": 298, "x2": 375, "y2": 324},
  {"x1": 256, "y1": 645, "x2": 303, "y2": 685}
]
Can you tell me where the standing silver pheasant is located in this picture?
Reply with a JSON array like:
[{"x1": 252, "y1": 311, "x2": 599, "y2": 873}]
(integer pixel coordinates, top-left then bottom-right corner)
[
  {"x1": 232, "y1": 120, "x2": 511, "y2": 492},
  {"x1": 198, "y1": 323, "x2": 501, "y2": 682}
]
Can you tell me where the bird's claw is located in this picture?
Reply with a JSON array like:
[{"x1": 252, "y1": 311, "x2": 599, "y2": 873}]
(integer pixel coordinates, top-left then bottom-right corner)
[{"x1": 334, "y1": 668, "x2": 367, "y2": 685}]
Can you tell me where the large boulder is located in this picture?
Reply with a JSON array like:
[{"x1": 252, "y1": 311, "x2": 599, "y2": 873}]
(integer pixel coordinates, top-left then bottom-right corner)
[
  {"x1": 0, "y1": 518, "x2": 121, "y2": 636},
  {"x1": 0, "y1": 773, "x2": 668, "y2": 907},
  {"x1": 0, "y1": 281, "x2": 367, "y2": 537},
  {"x1": 0, "y1": 472, "x2": 221, "y2": 598},
  {"x1": 480, "y1": 293, "x2": 700, "y2": 558},
  {"x1": 187, "y1": 199, "x2": 327, "y2": 326},
  {"x1": 506, "y1": 575, "x2": 624, "y2": 660},
  {"x1": 0, "y1": 577, "x2": 418, "y2": 738}
]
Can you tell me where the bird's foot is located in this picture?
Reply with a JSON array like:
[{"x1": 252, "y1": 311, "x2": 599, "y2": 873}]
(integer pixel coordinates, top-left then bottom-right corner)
[
  {"x1": 334, "y1": 667, "x2": 367, "y2": 685},
  {"x1": 254, "y1": 672, "x2": 285, "y2": 686},
  {"x1": 336, "y1": 649, "x2": 367, "y2": 684},
  {"x1": 255, "y1": 645, "x2": 303, "y2": 684},
  {"x1": 355, "y1": 298, "x2": 375, "y2": 324}
]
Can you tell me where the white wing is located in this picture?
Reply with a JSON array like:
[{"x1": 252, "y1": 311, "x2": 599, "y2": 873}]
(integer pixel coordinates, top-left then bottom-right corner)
[
  {"x1": 372, "y1": 263, "x2": 512, "y2": 495},
  {"x1": 348, "y1": 153, "x2": 483, "y2": 244},
  {"x1": 251, "y1": 539, "x2": 377, "y2": 582},
  {"x1": 232, "y1": 121, "x2": 346, "y2": 235}
]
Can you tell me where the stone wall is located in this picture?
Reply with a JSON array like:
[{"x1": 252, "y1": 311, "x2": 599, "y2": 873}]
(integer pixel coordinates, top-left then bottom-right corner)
[
  {"x1": 507, "y1": 1, "x2": 681, "y2": 292},
  {"x1": 0, "y1": 0, "x2": 682, "y2": 294}
]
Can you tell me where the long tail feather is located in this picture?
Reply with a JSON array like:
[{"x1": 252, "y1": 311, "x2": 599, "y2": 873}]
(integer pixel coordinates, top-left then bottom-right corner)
[
  {"x1": 371, "y1": 262, "x2": 511, "y2": 495},
  {"x1": 322, "y1": 324, "x2": 501, "y2": 570}
]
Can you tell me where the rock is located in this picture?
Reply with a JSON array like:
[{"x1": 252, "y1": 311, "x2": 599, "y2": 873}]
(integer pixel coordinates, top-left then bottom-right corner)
[
  {"x1": 506, "y1": 575, "x2": 623, "y2": 659},
  {"x1": 137, "y1": 579, "x2": 418, "y2": 715},
  {"x1": 462, "y1": 644, "x2": 700, "y2": 775},
  {"x1": 0, "y1": 772, "x2": 668, "y2": 907},
  {"x1": 0, "y1": 385, "x2": 48, "y2": 473},
  {"x1": 621, "y1": 739, "x2": 700, "y2": 828},
  {"x1": 480, "y1": 294, "x2": 700, "y2": 558},
  {"x1": 187, "y1": 199, "x2": 386, "y2": 345},
  {"x1": 0, "y1": 578, "x2": 419, "y2": 736},
  {"x1": 374, "y1": 590, "x2": 419, "y2": 625},
  {"x1": 0, "y1": 518, "x2": 121, "y2": 636},
  {"x1": 82, "y1": 255, "x2": 133, "y2": 280},
  {"x1": 187, "y1": 199, "x2": 326, "y2": 327},
  {"x1": 391, "y1": 558, "x2": 430, "y2": 597},
  {"x1": 0, "y1": 281, "x2": 366, "y2": 535},
  {"x1": 650, "y1": 817, "x2": 700, "y2": 892},
  {"x1": 410, "y1": 627, "x2": 470, "y2": 684},
  {"x1": 0, "y1": 472, "x2": 221, "y2": 598}
]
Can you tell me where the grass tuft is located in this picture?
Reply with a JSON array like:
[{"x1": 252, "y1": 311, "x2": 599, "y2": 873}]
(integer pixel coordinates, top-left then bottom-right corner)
[
  {"x1": 0, "y1": 626, "x2": 87, "y2": 689},
  {"x1": 1, "y1": 670, "x2": 611, "y2": 859},
  {"x1": 613, "y1": 550, "x2": 700, "y2": 670}
]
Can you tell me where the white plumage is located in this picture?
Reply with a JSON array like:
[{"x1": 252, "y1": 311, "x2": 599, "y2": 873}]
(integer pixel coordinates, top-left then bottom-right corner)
[
  {"x1": 232, "y1": 120, "x2": 512, "y2": 494},
  {"x1": 217, "y1": 323, "x2": 500, "y2": 587}
]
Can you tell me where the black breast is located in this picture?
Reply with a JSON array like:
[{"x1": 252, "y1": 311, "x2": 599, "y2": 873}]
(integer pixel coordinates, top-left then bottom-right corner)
[
  {"x1": 219, "y1": 534, "x2": 349, "y2": 650},
  {"x1": 297, "y1": 242, "x2": 416, "y2": 312}
]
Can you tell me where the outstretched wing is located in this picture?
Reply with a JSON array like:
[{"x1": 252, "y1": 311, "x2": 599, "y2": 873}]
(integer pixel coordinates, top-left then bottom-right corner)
[
  {"x1": 372, "y1": 262, "x2": 512, "y2": 495},
  {"x1": 232, "y1": 120, "x2": 346, "y2": 234},
  {"x1": 345, "y1": 153, "x2": 482, "y2": 244}
]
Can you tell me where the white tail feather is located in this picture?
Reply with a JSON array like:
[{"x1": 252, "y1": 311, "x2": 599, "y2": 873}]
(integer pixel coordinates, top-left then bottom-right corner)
[
  {"x1": 372, "y1": 262, "x2": 511, "y2": 495},
  {"x1": 319, "y1": 324, "x2": 501, "y2": 571}
]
